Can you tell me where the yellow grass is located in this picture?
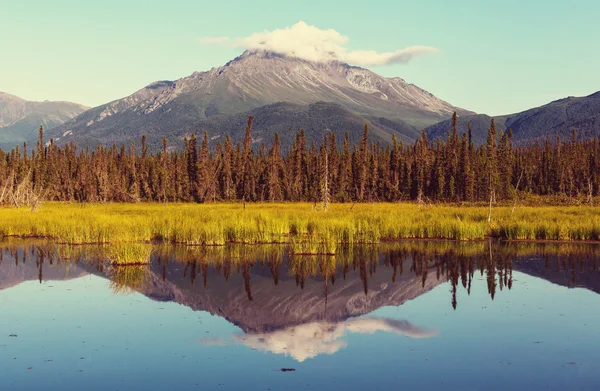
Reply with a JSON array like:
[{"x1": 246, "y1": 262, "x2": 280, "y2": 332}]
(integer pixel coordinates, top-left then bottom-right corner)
[{"x1": 0, "y1": 203, "x2": 599, "y2": 252}]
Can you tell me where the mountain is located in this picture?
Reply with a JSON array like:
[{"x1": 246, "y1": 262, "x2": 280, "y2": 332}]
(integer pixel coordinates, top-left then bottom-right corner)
[
  {"x1": 49, "y1": 101, "x2": 422, "y2": 149},
  {"x1": 47, "y1": 50, "x2": 471, "y2": 149},
  {"x1": 425, "y1": 114, "x2": 503, "y2": 146},
  {"x1": 426, "y1": 91, "x2": 600, "y2": 145},
  {"x1": 0, "y1": 92, "x2": 88, "y2": 150}
]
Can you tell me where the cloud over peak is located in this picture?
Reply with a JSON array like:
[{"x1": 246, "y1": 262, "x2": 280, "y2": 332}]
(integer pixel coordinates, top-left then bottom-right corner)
[{"x1": 200, "y1": 21, "x2": 438, "y2": 67}]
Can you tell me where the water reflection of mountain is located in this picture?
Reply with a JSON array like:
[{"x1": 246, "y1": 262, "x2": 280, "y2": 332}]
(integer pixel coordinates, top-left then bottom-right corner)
[
  {"x1": 513, "y1": 256, "x2": 600, "y2": 294},
  {"x1": 140, "y1": 255, "x2": 442, "y2": 333},
  {"x1": 0, "y1": 247, "x2": 88, "y2": 290},
  {"x1": 0, "y1": 244, "x2": 444, "y2": 331},
  {"x1": 2, "y1": 242, "x2": 600, "y2": 328},
  {"x1": 0, "y1": 244, "x2": 443, "y2": 362}
]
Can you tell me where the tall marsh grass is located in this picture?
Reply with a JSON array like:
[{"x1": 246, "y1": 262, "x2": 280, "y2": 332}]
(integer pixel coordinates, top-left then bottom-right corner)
[{"x1": 0, "y1": 203, "x2": 599, "y2": 252}]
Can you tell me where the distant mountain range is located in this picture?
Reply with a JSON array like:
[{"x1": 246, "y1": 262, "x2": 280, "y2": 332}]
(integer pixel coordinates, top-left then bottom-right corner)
[
  {"x1": 0, "y1": 92, "x2": 88, "y2": 150},
  {"x1": 1, "y1": 50, "x2": 598, "y2": 150},
  {"x1": 426, "y1": 91, "x2": 600, "y2": 145}
]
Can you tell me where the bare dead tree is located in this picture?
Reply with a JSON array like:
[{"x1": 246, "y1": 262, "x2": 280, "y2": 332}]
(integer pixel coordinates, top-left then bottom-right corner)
[
  {"x1": 512, "y1": 169, "x2": 525, "y2": 214},
  {"x1": 321, "y1": 144, "x2": 330, "y2": 211}
]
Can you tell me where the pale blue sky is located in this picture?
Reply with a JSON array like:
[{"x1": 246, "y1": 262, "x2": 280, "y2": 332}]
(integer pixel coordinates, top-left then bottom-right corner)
[{"x1": 1, "y1": 0, "x2": 598, "y2": 115}]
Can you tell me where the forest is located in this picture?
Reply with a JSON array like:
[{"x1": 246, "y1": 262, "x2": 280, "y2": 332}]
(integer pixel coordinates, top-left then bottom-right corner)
[{"x1": 0, "y1": 114, "x2": 598, "y2": 206}]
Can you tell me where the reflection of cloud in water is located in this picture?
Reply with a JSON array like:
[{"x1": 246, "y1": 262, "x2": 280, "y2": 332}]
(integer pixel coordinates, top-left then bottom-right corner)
[{"x1": 235, "y1": 317, "x2": 437, "y2": 362}]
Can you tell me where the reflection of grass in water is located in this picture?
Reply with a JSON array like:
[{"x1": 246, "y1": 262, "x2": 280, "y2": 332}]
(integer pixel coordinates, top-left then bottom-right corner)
[
  {"x1": 378, "y1": 240, "x2": 600, "y2": 259},
  {"x1": 289, "y1": 254, "x2": 338, "y2": 277},
  {"x1": 2, "y1": 239, "x2": 600, "y2": 279},
  {"x1": 48, "y1": 243, "x2": 153, "y2": 265},
  {"x1": 2, "y1": 238, "x2": 600, "y2": 302},
  {"x1": 153, "y1": 244, "x2": 285, "y2": 266},
  {"x1": 109, "y1": 265, "x2": 149, "y2": 294},
  {"x1": 290, "y1": 235, "x2": 337, "y2": 255},
  {"x1": 106, "y1": 243, "x2": 153, "y2": 265},
  {"x1": 1, "y1": 203, "x2": 600, "y2": 248}
]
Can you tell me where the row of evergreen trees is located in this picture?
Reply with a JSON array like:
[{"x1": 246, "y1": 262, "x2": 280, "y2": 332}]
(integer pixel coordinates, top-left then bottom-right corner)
[{"x1": 0, "y1": 114, "x2": 598, "y2": 204}]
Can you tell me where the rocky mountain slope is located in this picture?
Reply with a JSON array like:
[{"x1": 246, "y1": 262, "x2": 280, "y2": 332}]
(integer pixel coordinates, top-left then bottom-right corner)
[
  {"x1": 47, "y1": 50, "x2": 471, "y2": 149},
  {"x1": 427, "y1": 91, "x2": 600, "y2": 145},
  {"x1": 0, "y1": 92, "x2": 88, "y2": 150}
]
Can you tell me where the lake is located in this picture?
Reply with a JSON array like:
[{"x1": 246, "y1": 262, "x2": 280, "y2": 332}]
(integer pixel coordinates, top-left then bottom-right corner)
[{"x1": 1, "y1": 240, "x2": 599, "y2": 390}]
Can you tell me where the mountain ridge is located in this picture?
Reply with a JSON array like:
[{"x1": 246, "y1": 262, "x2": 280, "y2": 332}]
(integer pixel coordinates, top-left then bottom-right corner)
[
  {"x1": 0, "y1": 92, "x2": 88, "y2": 149},
  {"x1": 426, "y1": 90, "x2": 600, "y2": 144},
  {"x1": 45, "y1": 50, "x2": 471, "y2": 149}
]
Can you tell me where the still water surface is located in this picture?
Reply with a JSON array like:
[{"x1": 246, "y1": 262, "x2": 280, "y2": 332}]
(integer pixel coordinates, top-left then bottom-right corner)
[{"x1": 1, "y1": 241, "x2": 599, "y2": 390}]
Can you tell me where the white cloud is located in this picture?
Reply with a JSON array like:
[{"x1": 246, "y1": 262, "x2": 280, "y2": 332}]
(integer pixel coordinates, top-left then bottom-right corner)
[
  {"x1": 345, "y1": 47, "x2": 439, "y2": 67},
  {"x1": 235, "y1": 317, "x2": 437, "y2": 362},
  {"x1": 200, "y1": 21, "x2": 438, "y2": 67}
]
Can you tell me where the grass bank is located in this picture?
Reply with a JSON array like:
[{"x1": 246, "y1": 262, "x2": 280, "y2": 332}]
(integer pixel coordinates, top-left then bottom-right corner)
[{"x1": 0, "y1": 203, "x2": 599, "y2": 250}]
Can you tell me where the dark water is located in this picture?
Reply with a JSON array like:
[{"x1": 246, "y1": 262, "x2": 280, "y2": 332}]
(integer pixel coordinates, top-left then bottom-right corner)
[{"x1": 1, "y1": 241, "x2": 600, "y2": 390}]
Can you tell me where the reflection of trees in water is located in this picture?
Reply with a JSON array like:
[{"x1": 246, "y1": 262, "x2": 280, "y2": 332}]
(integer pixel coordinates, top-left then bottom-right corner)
[
  {"x1": 242, "y1": 262, "x2": 252, "y2": 301},
  {"x1": 2, "y1": 240, "x2": 600, "y2": 308}
]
